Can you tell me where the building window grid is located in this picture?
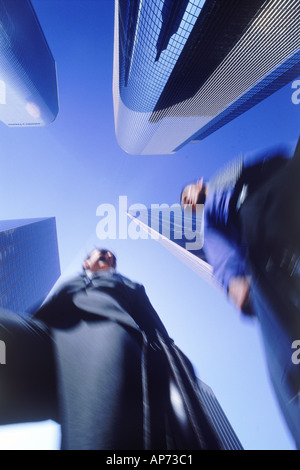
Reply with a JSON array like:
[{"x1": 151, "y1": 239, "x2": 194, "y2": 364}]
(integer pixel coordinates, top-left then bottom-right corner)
[
  {"x1": 149, "y1": 0, "x2": 300, "y2": 126},
  {"x1": 120, "y1": 0, "x2": 204, "y2": 111},
  {"x1": 0, "y1": 219, "x2": 59, "y2": 315}
]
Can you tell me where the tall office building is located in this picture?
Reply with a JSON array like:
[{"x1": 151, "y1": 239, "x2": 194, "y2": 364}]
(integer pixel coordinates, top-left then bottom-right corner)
[
  {"x1": 197, "y1": 379, "x2": 243, "y2": 450},
  {"x1": 0, "y1": 218, "x2": 60, "y2": 316},
  {"x1": 113, "y1": 0, "x2": 300, "y2": 155},
  {"x1": 0, "y1": 0, "x2": 59, "y2": 127},
  {"x1": 127, "y1": 206, "x2": 220, "y2": 291}
]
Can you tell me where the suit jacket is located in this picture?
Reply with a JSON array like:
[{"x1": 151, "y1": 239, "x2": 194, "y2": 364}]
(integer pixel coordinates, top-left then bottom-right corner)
[
  {"x1": 204, "y1": 143, "x2": 295, "y2": 293},
  {"x1": 34, "y1": 269, "x2": 225, "y2": 450},
  {"x1": 34, "y1": 270, "x2": 169, "y2": 342}
]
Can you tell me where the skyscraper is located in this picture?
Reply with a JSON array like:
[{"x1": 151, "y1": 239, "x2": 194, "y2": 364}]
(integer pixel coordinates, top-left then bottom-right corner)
[
  {"x1": 0, "y1": 0, "x2": 59, "y2": 127},
  {"x1": 113, "y1": 0, "x2": 300, "y2": 155},
  {"x1": 0, "y1": 218, "x2": 60, "y2": 316},
  {"x1": 127, "y1": 206, "x2": 220, "y2": 291},
  {"x1": 197, "y1": 379, "x2": 243, "y2": 450}
]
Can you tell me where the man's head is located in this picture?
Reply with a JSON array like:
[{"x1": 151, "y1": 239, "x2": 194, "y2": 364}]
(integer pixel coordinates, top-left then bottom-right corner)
[
  {"x1": 83, "y1": 249, "x2": 117, "y2": 273},
  {"x1": 180, "y1": 178, "x2": 207, "y2": 210}
]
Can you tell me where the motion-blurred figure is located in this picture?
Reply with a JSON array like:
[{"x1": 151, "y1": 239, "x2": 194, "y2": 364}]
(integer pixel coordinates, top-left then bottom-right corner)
[
  {"x1": 181, "y1": 139, "x2": 300, "y2": 448},
  {"x1": 0, "y1": 248, "x2": 224, "y2": 450}
]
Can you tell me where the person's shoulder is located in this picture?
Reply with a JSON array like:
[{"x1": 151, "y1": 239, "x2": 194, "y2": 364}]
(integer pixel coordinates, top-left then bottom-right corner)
[
  {"x1": 113, "y1": 272, "x2": 141, "y2": 290},
  {"x1": 51, "y1": 274, "x2": 87, "y2": 297},
  {"x1": 243, "y1": 142, "x2": 296, "y2": 167},
  {"x1": 33, "y1": 274, "x2": 86, "y2": 321}
]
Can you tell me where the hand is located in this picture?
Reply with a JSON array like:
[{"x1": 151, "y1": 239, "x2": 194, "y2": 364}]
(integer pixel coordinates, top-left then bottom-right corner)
[{"x1": 228, "y1": 276, "x2": 252, "y2": 315}]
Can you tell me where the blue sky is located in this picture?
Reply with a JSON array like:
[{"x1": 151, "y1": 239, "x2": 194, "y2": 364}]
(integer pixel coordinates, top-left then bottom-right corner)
[{"x1": 0, "y1": 0, "x2": 299, "y2": 450}]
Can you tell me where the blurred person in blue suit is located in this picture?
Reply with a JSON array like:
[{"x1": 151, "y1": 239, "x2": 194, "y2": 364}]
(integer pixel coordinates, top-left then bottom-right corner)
[{"x1": 181, "y1": 138, "x2": 300, "y2": 448}]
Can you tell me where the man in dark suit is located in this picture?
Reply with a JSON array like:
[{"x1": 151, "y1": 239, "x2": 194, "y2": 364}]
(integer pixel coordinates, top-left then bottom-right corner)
[
  {"x1": 0, "y1": 248, "x2": 223, "y2": 450},
  {"x1": 180, "y1": 139, "x2": 300, "y2": 448},
  {"x1": 0, "y1": 249, "x2": 140, "y2": 448}
]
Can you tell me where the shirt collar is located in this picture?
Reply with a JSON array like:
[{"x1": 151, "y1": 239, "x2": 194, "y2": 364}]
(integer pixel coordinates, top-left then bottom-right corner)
[{"x1": 86, "y1": 268, "x2": 116, "y2": 280}]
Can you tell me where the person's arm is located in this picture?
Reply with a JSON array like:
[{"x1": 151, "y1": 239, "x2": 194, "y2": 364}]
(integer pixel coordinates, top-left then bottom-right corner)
[
  {"x1": 204, "y1": 226, "x2": 252, "y2": 314},
  {"x1": 228, "y1": 276, "x2": 252, "y2": 314}
]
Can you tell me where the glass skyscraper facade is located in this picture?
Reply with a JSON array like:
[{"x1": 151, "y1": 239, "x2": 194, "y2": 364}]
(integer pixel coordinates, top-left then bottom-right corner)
[
  {"x1": 117, "y1": 0, "x2": 205, "y2": 114},
  {"x1": 113, "y1": 0, "x2": 300, "y2": 154},
  {"x1": 0, "y1": 218, "x2": 60, "y2": 316},
  {"x1": 197, "y1": 379, "x2": 243, "y2": 450},
  {"x1": 127, "y1": 206, "x2": 220, "y2": 291},
  {"x1": 0, "y1": 0, "x2": 59, "y2": 127}
]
